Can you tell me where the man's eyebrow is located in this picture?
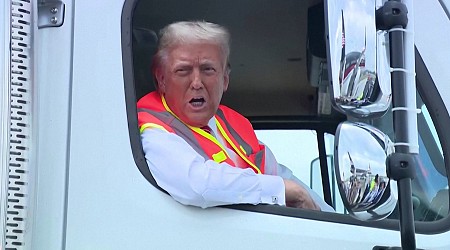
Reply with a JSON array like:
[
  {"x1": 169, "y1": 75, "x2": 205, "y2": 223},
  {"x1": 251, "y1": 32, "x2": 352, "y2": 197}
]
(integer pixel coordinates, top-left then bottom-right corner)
[
  {"x1": 199, "y1": 60, "x2": 220, "y2": 66},
  {"x1": 172, "y1": 61, "x2": 192, "y2": 68}
]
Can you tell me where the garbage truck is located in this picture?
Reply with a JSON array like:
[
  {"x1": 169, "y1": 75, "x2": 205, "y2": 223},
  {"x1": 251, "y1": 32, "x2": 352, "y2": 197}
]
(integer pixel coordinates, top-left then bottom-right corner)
[{"x1": 1, "y1": 0, "x2": 450, "y2": 249}]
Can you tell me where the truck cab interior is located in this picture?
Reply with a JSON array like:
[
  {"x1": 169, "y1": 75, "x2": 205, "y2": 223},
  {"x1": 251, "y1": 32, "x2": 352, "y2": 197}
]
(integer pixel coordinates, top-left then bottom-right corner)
[{"x1": 122, "y1": 0, "x2": 450, "y2": 233}]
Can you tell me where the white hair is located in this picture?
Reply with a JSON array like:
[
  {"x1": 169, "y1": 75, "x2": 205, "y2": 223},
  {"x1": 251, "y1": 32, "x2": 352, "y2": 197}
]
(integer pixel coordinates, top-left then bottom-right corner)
[{"x1": 152, "y1": 21, "x2": 230, "y2": 74}]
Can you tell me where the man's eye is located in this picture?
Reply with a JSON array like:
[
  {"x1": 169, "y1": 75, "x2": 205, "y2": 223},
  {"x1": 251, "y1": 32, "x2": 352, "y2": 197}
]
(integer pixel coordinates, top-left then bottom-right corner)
[
  {"x1": 202, "y1": 67, "x2": 216, "y2": 74},
  {"x1": 175, "y1": 68, "x2": 189, "y2": 75}
]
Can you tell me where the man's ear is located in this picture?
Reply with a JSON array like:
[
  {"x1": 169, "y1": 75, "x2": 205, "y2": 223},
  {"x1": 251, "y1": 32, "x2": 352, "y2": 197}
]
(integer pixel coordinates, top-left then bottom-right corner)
[
  {"x1": 223, "y1": 70, "x2": 230, "y2": 92},
  {"x1": 154, "y1": 68, "x2": 165, "y2": 93}
]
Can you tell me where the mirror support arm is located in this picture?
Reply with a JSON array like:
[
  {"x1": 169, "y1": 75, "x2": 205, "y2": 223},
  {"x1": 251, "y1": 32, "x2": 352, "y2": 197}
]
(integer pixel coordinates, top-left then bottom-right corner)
[
  {"x1": 376, "y1": 1, "x2": 408, "y2": 30},
  {"x1": 386, "y1": 152, "x2": 418, "y2": 245},
  {"x1": 377, "y1": 1, "x2": 417, "y2": 250},
  {"x1": 386, "y1": 153, "x2": 416, "y2": 181},
  {"x1": 386, "y1": 153, "x2": 417, "y2": 250}
]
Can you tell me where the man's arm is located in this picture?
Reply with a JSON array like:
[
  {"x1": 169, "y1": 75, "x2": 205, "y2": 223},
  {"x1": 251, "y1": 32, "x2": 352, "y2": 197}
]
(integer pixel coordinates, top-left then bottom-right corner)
[
  {"x1": 141, "y1": 128, "x2": 286, "y2": 208},
  {"x1": 263, "y1": 143, "x2": 335, "y2": 212},
  {"x1": 284, "y1": 179, "x2": 320, "y2": 210},
  {"x1": 278, "y1": 163, "x2": 335, "y2": 212}
]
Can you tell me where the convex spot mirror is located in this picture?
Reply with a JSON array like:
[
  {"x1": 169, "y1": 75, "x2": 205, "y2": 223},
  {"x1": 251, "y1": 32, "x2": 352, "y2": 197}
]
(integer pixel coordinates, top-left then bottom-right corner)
[
  {"x1": 325, "y1": 0, "x2": 391, "y2": 118},
  {"x1": 335, "y1": 122, "x2": 398, "y2": 221}
]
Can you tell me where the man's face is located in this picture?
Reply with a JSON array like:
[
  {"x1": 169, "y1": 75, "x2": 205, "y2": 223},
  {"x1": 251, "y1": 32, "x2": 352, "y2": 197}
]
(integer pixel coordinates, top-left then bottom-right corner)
[{"x1": 156, "y1": 43, "x2": 229, "y2": 127}]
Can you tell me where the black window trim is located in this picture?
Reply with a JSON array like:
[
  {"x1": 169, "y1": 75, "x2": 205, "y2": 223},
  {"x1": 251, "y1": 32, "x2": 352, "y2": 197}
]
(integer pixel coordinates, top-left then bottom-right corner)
[
  {"x1": 414, "y1": 48, "x2": 450, "y2": 234},
  {"x1": 121, "y1": 0, "x2": 450, "y2": 234}
]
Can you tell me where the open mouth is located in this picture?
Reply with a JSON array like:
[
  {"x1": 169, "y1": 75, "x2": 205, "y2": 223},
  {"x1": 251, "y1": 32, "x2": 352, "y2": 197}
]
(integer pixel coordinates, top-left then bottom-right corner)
[{"x1": 189, "y1": 97, "x2": 206, "y2": 107}]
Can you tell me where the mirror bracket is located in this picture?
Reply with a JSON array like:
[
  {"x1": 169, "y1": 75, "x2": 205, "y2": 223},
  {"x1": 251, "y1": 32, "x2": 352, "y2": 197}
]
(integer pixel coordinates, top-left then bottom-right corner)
[
  {"x1": 386, "y1": 152, "x2": 417, "y2": 181},
  {"x1": 386, "y1": 152, "x2": 417, "y2": 250},
  {"x1": 376, "y1": 0, "x2": 408, "y2": 30}
]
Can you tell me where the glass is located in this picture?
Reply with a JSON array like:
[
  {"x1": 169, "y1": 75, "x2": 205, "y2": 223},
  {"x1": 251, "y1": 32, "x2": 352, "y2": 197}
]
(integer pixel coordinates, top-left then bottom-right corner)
[
  {"x1": 255, "y1": 130, "x2": 319, "y2": 184},
  {"x1": 411, "y1": 95, "x2": 448, "y2": 221},
  {"x1": 334, "y1": 121, "x2": 398, "y2": 221},
  {"x1": 325, "y1": 0, "x2": 391, "y2": 118}
]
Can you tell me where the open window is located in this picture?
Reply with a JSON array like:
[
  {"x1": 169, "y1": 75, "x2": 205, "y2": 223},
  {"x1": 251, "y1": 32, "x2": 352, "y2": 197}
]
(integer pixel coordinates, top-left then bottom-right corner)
[{"x1": 122, "y1": 0, "x2": 450, "y2": 233}]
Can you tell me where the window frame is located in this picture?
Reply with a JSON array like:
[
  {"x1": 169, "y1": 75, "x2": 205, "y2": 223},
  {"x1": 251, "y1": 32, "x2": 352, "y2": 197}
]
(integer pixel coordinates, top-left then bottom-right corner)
[{"x1": 121, "y1": 0, "x2": 450, "y2": 234}]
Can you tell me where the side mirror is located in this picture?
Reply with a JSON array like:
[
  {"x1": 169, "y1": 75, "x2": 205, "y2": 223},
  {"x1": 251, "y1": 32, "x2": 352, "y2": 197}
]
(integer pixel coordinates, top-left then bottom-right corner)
[
  {"x1": 325, "y1": 0, "x2": 391, "y2": 118},
  {"x1": 335, "y1": 121, "x2": 398, "y2": 221}
]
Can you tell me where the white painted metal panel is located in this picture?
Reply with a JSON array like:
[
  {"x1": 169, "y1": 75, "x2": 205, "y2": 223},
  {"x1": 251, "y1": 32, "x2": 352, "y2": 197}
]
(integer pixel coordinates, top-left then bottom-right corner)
[
  {"x1": 31, "y1": 0, "x2": 75, "y2": 249},
  {"x1": 415, "y1": 0, "x2": 450, "y2": 106},
  {"x1": 2, "y1": 1, "x2": 35, "y2": 249},
  {"x1": 0, "y1": 0, "x2": 11, "y2": 249}
]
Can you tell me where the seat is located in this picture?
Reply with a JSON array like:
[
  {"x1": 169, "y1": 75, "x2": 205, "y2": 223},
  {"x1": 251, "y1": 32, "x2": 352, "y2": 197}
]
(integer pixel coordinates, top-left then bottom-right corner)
[{"x1": 132, "y1": 27, "x2": 158, "y2": 100}]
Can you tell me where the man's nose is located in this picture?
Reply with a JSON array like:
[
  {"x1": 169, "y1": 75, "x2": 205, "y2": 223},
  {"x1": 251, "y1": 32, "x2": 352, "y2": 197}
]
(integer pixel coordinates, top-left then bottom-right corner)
[{"x1": 190, "y1": 69, "x2": 203, "y2": 89}]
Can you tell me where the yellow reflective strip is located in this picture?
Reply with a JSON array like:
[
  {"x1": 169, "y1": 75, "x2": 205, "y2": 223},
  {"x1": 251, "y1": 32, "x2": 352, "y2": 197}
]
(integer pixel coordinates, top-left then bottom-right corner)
[
  {"x1": 240, "y1": 145, "x2": 247, "y2": 155},
  {"x1": 161, "y1": 95, "x2": 231, "y2": 160},
  {"x1": 216, "y1": 120, "x2": 261, "y2": 174},
  {"x1": 190, "y1": 127, "x2": 231, "y2": 159},
  {"x1": 140, "y1": 123, "x2": 169, "y2": 133},
  {"x1": 161, "y1": 95, "x2": 178, "y2": 118},
  {"x1": 212, "y1": 151, "x2": 227, "y2": 163}
]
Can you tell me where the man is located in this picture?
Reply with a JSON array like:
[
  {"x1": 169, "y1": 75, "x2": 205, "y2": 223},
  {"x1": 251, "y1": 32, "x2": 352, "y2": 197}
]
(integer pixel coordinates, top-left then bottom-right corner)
[{"x1": 138, "y1": 21, "x2": 332, "y2": 211}]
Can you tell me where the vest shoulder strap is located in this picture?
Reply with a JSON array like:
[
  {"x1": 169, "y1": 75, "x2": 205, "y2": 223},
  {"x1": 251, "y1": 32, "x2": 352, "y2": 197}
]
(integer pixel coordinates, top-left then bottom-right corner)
[{"x1": 217, "y1": 105, "x2": 260, "y2": 153}]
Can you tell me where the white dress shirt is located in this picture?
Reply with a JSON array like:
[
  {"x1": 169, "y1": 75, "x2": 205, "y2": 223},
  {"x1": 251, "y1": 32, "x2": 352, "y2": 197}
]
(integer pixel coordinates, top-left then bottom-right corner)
[{"x1": 141, "y1": 117, "x2": 334, "y2": 211}]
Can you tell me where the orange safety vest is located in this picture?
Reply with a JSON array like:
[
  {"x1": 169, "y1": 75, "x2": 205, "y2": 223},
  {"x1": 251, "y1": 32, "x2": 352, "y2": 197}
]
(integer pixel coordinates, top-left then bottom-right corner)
[{"x1": 137, "y1": 91, "x2": 266, "y2": 174}]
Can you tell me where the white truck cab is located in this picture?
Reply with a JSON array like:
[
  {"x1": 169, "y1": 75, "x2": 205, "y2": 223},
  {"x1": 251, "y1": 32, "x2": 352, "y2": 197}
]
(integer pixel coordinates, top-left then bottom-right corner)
[{"x1": 1, "y1": 0, "x2": 450, "y2": 249}]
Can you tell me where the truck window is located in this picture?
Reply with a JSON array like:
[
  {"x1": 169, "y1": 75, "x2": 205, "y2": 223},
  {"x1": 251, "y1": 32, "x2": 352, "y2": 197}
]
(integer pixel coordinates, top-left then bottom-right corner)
[
  {"x1": 253, "y1": 95, "x2": 450, "y2": 221},
  {"x1": 126, "y1": 0, "x2": 341, "y2": 212},
  {"x1": 122, "y1": 0, "x2": 450, "y2": 234},
  {"x1": 412, "y1": 92, "x2": 448, "y2": 221},
  {"x1": 255, "y1": 130, "x2": 320, "y2": 186},
  {"x1": 256, "y1": 130, "x2": 346, "y2": 213}
]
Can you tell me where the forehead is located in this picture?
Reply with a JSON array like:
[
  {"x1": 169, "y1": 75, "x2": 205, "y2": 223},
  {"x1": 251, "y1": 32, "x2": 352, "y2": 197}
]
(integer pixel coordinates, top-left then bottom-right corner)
[{"x1": 167, "y1": 43, "x2": 224, "y2": 63}]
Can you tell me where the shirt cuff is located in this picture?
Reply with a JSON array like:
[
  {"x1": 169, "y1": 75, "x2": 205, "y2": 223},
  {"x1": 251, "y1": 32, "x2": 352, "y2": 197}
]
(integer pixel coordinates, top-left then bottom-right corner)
[{"x1": 257, "y1": 174, "x2": 286, "y2": 206}]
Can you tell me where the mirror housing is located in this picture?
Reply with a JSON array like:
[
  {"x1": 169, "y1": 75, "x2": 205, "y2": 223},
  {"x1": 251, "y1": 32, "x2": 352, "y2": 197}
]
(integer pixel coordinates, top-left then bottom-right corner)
[
  {"x1": 335, "y1": 121, "x2": 398, "y2": 221},
  {"x1": 325, "y1": 0, "x2": 391, "y2": 118}
]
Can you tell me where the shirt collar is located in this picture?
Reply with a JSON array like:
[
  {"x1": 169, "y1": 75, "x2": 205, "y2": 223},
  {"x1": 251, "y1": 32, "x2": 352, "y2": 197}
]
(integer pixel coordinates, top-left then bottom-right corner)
[{"x1": 207, "y1": 117, "x2": 218, "y2": 135}]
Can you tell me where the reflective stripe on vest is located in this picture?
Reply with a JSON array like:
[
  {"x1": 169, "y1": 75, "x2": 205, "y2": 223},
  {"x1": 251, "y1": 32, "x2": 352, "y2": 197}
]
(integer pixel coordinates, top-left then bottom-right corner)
[
  {"x1": 214, "y1": 114, "x2": 263, "y2": 174},
  {"x1": 138, "y1": 107, "x2": 217, "y2": 163}
]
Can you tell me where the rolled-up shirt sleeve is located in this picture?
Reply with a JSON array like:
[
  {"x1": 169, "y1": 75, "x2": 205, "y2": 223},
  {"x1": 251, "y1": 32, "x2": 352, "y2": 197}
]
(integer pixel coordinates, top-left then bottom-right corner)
[{"x1": 141, "y1": 128, "x2": 286, "y2": 208}]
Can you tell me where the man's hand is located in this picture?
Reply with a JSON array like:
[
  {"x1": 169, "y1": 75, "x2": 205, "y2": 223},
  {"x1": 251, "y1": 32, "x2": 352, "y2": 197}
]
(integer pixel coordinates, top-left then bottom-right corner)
[{"x1": 283, "y1": 179, "x2": 320, "y2": 210}]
